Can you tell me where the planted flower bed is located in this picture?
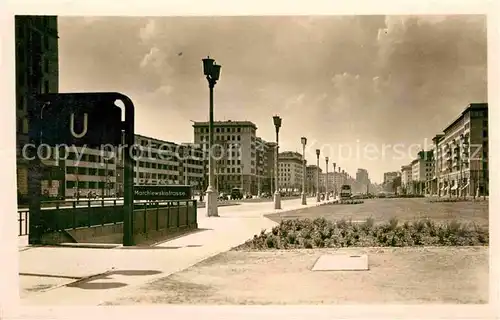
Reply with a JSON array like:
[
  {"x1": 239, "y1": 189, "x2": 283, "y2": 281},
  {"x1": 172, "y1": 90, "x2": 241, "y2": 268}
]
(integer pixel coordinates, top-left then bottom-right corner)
[
  {"x1": 235, "y1": 217, "x2": 489, "y2": 250},
  {"x1": 318, "y1": 200, "x2": 364, "y2": 206},
  {"x1": 429, "y1": 198, "x2": 484, "y2": 203}
]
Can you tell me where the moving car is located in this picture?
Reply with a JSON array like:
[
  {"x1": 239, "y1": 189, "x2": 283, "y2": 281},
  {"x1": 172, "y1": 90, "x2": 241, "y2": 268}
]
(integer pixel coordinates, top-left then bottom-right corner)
[{"x1": 339, "y1": 184, "x2": 352, "y2": 199}]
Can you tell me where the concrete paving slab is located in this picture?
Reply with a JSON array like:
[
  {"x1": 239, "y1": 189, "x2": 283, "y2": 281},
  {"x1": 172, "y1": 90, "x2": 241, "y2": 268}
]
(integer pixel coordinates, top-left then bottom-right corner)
[{"x1": 312, "y1": 254, "x2": 369, "y2": 271}]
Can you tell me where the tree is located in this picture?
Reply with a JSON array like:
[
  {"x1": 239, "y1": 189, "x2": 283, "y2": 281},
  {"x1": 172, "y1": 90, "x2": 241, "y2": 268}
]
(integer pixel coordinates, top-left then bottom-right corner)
[{"x1": 392, "y1": 176, "x2": 401, "y2": 194}]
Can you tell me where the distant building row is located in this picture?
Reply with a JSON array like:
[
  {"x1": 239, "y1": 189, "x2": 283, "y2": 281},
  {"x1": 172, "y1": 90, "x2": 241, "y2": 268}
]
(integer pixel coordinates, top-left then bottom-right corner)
[{"x1": 386, "y1": 103, "x2": 488, "y2": 197}]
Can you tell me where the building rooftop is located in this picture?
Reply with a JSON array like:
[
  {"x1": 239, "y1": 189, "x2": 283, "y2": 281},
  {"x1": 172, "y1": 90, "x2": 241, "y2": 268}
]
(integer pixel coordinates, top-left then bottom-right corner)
[
  {"x1": 192, "y1": 120, "x2": 257, "y2": 130},
  {"x1": 135, "y1": 133, "x2": 178, "y2": 146},
  {"x1": 442, "y1": 103, "x2": 488, "y2": 134}
]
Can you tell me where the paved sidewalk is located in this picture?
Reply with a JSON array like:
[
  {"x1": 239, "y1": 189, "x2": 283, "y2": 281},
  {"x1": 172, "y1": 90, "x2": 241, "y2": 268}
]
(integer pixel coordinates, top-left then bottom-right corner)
[{"x1": 20, "y1": 197, "x2": 319, "y2": 305}]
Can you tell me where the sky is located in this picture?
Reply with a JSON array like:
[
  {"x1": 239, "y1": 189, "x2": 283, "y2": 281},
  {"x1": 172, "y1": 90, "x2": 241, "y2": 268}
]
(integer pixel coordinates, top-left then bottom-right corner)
[{"x1": 57, "y1": 15, "x2": 487, "y2": 183}]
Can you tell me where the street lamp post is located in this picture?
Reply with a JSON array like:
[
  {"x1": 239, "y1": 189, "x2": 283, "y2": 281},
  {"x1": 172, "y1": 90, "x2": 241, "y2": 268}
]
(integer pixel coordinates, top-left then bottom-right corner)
[
  {"x1": 273, "y1": 115, "x2": 282, "y2": 209},
  {"x1": 316, "y1": 149, "x2": 321, "y2": 202},
  {"x1": 332, "y1": 162, "x2": 336, "y2": 198},
  {"x1": 339, "y1": 167, "x2": 342, "y2": 186},
  {"x1": 241, "y1": 164, "x2": 244, "y2": 193},
  {"x1": 202, "y1": 56, "x2": 221, "y2": 217},
  {"x1": 325, "y1": 157, "x2": 329, "y2": 201},
  {"x1": 301, "y1": 137, "x2": 307, "y2": 205}
]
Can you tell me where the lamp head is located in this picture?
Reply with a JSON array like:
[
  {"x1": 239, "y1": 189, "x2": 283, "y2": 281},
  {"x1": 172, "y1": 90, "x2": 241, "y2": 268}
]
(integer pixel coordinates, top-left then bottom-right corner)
[
  {"x1": 301, "y1": 136, "x2": 307, "y2": 146},
  {"x1": 202, "y1": 56, "x2": 215, "y2": 76},
  {"x1": 325, "y1": 156, "x2": 329, "y2": 162},
  {"x1": 273, "y1": 115, "x2": 282, "y2": 128},
  {"x1": 211, "y1": 63, "x2": 221, "y2": 81}
]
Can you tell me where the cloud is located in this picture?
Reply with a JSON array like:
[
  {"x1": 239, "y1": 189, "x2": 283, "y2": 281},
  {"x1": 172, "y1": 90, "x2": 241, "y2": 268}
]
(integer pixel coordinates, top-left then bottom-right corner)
[
  {"x1": 139, "y1": 19, "x2": 156, "y2": 42},
  {"x1": 139, "y1": 46, "x2": 164, "y2": 69}
]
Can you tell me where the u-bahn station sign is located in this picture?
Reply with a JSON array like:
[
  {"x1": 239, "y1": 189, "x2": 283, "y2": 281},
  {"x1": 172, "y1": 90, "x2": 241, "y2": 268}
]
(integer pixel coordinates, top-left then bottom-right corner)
[{"x1": 134, "y1": 185, "x2": 192, "y2": 201}]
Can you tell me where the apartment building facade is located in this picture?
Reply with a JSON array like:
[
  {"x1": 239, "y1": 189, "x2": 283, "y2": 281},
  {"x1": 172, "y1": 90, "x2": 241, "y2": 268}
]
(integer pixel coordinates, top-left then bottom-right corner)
[
  {"x1": 355, "y1": 168, "x2": 370, "y2": 193},
  {"x1": 319, "y1": 172, "x2": 336, "y2": 194},
  {"x1": 193, "y1": 120, "x2": 258, "y2": 194},
  {"x1": 255, "y1": 137, "x2": 274, "y2": 195},
  {"x1": 306, "y1": 165, "x2": 322, "y2": 195},
  {"x1": 434, "y1": 103, "x2": 488, "y2": 197},
  {"x1": 401, "y1": 164, "x2": 412, "y2": 194},
  {"x1": 278, "y1": 151, "x2": 304, "y2": 193},
  {"x1": 15, "y1": 16, "x2": 59, "y2": 199}
]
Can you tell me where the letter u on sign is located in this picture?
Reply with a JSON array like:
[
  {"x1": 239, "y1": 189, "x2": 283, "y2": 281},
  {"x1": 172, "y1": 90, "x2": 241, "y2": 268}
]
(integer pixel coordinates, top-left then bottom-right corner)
[{"x1": 70, "y1": 113, "x2": 88, "y2": 138}]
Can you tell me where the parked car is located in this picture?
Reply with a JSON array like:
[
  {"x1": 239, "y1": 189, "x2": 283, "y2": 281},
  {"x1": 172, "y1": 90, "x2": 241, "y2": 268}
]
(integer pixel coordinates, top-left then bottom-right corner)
[
  {"x1": 260, "y1": 192, "x2": 271, "y2": 198},
  {"x1": 230, "y1": 188, "x2": 243, "y2": 200},
  {"x1": 218, "y1": 192, "x2": 230, "y2": 201}
]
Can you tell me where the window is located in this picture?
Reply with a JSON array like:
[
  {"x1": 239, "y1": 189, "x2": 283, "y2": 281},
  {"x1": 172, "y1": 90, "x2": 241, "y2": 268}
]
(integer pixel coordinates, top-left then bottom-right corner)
[
  {"x1": 16, "y1": 117, "x2": 22, "y2": 133},
  {"x1": 17, "y1": 95, "x2": 24, "y2": 111},
  {"x1": 22, "y1": 118, "x2": 28, "y2": 134}
]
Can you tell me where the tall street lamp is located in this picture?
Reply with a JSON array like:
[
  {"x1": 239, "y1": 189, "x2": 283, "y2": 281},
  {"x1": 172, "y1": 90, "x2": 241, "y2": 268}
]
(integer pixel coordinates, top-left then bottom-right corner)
[
  {"x1": 301, "y1": 137, "x2": 307, "y2": 205},
  {"x1": 202, "y1": 56, "x2": 221, "y2": 217},
  {"x1": 339, "y1": 167, "x2": 342, "y2": 186},
  {"x1": 332, "y1": 162, "x2": 336, "y2": 198},
  {"x1": 316, "y1": 149, "x2": 321, "y2": 202},
  {"x1": 325, "y1": 157, "x2": 329, "y2": 201},
  {"x1": 241, "y1": 164, "x2": 244, "y2": 193},
  {"x1": 273, "y1": 115, "x2": 282, "y2": 209}
]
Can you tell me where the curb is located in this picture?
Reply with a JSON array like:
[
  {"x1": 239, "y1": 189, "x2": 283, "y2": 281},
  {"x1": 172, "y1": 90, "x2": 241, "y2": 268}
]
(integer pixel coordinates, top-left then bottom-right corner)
[{"x1": 56, "y1": 243, "x2": 121, "y2": 249}]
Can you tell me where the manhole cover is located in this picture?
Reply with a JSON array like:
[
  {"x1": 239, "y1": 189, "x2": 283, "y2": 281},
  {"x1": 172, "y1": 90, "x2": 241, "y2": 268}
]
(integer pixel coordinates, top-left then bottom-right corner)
[{"x1": 312, "y1": 254, "x2": 369, "y2": 271}]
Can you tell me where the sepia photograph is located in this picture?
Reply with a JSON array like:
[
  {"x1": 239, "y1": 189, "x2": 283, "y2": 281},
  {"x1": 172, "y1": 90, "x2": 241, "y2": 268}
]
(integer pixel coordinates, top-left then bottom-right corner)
[{"x1": 2, "y1": 2, "x2": 496, "y2": 317}]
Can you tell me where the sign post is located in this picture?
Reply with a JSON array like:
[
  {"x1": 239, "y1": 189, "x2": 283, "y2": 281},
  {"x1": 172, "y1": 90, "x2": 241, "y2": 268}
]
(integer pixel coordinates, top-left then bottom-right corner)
[
  {"x1": 28, "y1": 92, "x2": 136, "y2": 246},
  {"x1": 134, "y1": 185, "x2": 192, "y2": 201}
]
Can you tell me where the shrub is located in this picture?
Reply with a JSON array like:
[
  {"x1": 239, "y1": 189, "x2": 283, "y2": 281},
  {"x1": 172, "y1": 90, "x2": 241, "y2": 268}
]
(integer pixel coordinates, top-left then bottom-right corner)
[
  {"x1": 388, "y1": 217, "x2": 399, "y2": 231},
  {"x1": 286, "y1": 231, "x2": 297, "y2": 244},
  {"x1": 235, "y1": 216, "x2": 489, "y2": 250}
]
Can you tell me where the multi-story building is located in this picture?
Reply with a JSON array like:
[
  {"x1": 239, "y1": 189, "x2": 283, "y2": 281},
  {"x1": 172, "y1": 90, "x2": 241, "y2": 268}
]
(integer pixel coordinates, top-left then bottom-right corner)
[
  {"x1": 430, "y1": 134, "x2": 445, "y2": 195},
  {"x1": 192, "y1": 120, "x2": 258, "y2": 194},
  {"x1": 409, "y1": 150, "x2": 433, "y2": 195},
  {"x1": 434, "y1": 103, "x2": 488, "y2": 197},
  {"x1": 319, "y1": 172, "x2": 336, "y2": 194},
  {"x1": 383, "y1": 171, "x2": 399, "y2": 185},
  {"x1": 355, "y1": 168, "x2": 370, "y2": 193},
  {"x1": 401, "y1": 164, "x2": 412, "y2": 194},
  {"x1": 333, "y1": 171, "x2": 343, "y2": 194},
  {"x1": 383, "y1": 171, "x2": 401, "y2": 193},
  {"x1": 16, "y1": 16, "x2": 59, "y2": 200},
  {"x1": 64, "y1": 135, "x2": 205, "y2": 198},
  {"x1": 131, "y1": 135, "x2": 205, "y2": 188},
  {"x1": 255, "y1": 137, "x2": 273, "y2": 195},
  {"x1": 306, "y1": 165, "x2": 322, "y2": 195},
  {"x1": 64, "y1": 147, "x2": 117, "y2": 198},
  {"x1": 278, "y1": 151, "x2": 304, "y2": 193}
]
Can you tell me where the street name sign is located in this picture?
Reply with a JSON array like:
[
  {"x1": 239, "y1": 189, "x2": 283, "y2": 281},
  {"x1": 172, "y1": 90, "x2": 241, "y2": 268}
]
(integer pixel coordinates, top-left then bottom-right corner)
[{"x1": 134, "y1": 185, "x2": 192, "y2": 201}]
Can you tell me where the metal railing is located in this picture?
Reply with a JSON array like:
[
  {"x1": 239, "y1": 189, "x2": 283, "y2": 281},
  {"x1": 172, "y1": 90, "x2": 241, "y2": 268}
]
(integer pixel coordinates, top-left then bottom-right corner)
[{"x1": 18, "y1": 199, "x2": 197, "y2": 236}]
